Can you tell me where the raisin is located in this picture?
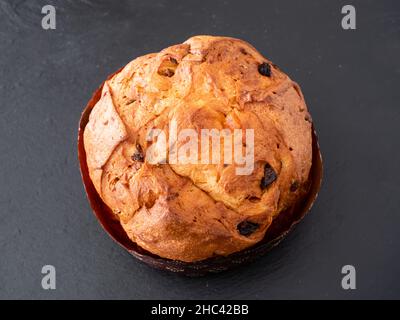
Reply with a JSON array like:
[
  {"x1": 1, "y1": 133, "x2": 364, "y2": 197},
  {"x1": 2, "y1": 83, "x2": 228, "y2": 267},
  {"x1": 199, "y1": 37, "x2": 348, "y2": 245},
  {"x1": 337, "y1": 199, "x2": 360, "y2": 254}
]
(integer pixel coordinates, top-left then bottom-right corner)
[
  {"x1": 131, "y1": 144, "x2": 144, "y2": 162},
  {"x1": 290, "y1": 181, "x2": 299, "y2": 192},
  {"x1": 260, "y1": 163, "x2": 277, "y2": 189},
  {"x1": 237, "y1": 221, "x2": 260, "y2": 236},
  {"x1": 158, "y1": 57, "x2": 178, "y2": 77},
  {"x1": 258, "y1": 62, "x2": 271, "y2": 77}
]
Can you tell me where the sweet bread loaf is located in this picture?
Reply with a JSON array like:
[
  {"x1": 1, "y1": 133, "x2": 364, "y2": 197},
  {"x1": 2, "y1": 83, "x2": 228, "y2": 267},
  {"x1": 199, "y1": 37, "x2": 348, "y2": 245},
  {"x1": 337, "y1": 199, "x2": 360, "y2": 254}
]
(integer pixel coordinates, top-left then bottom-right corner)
[{"x1": 83, "y1": 36, "x2": 313, "y2": 262}]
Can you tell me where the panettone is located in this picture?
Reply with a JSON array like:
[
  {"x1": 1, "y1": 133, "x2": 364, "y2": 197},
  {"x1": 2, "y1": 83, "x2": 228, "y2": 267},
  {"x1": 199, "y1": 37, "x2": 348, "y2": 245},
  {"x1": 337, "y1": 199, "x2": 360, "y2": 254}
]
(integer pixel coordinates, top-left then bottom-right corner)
[{"x1": 82, "y1": 36, "x2": 314, "y2": 263}]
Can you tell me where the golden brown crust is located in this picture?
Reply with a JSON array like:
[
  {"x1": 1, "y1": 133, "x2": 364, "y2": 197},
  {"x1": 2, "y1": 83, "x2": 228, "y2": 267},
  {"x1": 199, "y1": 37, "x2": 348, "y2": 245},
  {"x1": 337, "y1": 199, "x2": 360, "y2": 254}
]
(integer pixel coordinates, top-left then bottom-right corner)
[{"x1": 83, "y1": 36, "x2": 312, "y2": 262}]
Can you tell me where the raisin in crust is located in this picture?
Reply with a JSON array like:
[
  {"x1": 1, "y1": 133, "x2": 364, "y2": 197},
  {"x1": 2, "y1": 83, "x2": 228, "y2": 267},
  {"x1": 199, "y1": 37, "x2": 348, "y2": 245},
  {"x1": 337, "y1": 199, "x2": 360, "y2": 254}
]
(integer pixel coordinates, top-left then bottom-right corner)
[{"x1": 83, "y1": 36, "x2": 313, "y2": 262}]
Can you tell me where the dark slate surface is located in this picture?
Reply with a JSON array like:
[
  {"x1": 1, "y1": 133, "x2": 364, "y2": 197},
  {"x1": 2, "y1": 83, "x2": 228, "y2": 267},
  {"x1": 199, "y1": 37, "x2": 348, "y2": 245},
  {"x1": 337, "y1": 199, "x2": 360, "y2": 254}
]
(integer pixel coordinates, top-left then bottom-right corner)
[{"x1": 0, "y1": 0, "x2": 399, "y2": 299}]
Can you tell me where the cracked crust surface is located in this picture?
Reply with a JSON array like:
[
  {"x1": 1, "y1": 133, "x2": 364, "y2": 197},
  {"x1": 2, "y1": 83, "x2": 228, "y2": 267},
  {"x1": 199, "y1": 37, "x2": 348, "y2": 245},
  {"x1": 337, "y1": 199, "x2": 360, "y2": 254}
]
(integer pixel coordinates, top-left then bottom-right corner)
[{"x1": 83, "y1": 36, "x2": 313, "y2": 262}]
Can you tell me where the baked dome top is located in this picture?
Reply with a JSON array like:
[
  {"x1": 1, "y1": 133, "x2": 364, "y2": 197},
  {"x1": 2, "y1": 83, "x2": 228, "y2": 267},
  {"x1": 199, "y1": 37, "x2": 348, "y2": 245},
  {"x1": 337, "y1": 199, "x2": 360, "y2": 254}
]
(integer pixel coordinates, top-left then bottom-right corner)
[{"x1": 83, "y1": 36, "x2": 312, "y2": 262}]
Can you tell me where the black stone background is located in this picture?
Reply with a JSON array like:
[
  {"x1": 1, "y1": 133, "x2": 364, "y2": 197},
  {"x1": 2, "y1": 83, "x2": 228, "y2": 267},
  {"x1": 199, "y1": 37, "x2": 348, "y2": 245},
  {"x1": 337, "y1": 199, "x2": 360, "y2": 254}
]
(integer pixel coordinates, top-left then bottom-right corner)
[{"x1": 0, "y1": 0, "x2": 399, "y2": 299}]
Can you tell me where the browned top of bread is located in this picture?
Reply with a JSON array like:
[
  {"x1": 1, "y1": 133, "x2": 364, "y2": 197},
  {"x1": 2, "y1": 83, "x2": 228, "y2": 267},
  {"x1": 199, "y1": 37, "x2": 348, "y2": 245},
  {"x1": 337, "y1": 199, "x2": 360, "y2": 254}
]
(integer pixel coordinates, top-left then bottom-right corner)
[{"x1": 83, "y1": 36, "x2": 312, "y2": 262}]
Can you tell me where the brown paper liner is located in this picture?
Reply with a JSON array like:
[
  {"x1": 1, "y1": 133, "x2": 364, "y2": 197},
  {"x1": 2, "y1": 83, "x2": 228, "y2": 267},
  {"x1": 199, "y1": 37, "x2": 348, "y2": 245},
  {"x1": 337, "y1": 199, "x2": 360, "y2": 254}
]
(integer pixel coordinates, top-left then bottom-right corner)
[{"x1": 78, "y1": 73, "x2": 323, "y2": 276}]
